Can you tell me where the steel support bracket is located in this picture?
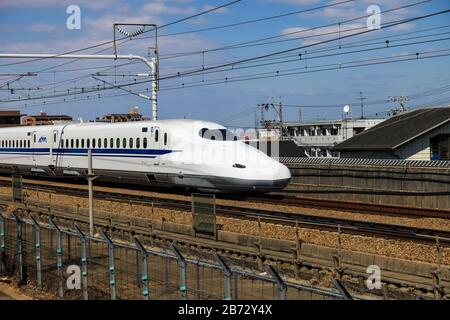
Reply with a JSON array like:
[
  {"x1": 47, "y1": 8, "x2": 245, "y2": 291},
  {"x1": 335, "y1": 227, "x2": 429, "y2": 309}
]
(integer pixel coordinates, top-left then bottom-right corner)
[
  {"x1": 171, "y1": 244, "x2": 187, "y2": 300},
  {"x1": 266, "y1": 265, "x2": 286, "y2": 300}
]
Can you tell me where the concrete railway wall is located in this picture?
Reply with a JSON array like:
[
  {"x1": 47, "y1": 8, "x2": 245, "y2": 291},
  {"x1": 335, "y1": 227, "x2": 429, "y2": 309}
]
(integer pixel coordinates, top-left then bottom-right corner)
[{"x1": 285, "y1": 161, "x2": 450, "y2": 210}]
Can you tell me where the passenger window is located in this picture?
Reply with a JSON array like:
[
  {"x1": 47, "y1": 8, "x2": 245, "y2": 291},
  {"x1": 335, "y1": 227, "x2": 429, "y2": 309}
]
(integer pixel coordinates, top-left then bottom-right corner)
[
  {"x1": 33, "y1": 134, "x2": 36, "y2": 143},
  {"x1": 116, "y1": 138, "x2": 120, "y2": 148},
  {"x1": 87, "y1": 139, "x2": 90, "y2": 148},
  {"x1": 81, "y1": 139, "x2": 85, "y2": 148},
  {"x1": 164, "y1": 133, "x2": 167, "y2": 145},
  {"x1": 123, "y1": 138, "x2": 127, "y2": 148},
  {"x1": 28, "y1": 140, "x2": 30, "y2": 148},
  {"x1": 136, "y1": 138, "x2": 140, "y2": 149},
  {"x1": 143, "y1": 137, "x2": 147, "y2": 149},
  {"x1": 54, "y1": 132, "x2": 56, "y2": 143},
  {"x1": 155, "y1": 130, "x2": 159, "y2": 142},
  {"x1": 98, "y1": 138, "x2": 101, "y2": 148},
  {"x1": 92, "y1": 139, "x2": 96, "y2": 148},
  {"x1": 76, "y1": 139, "x2": 79, "y2": 148},
  {"x1": 71, "y1": 139, "x2": 74, "y2": 148},
  {"x1": 66, "y1": 139, "x2": 69, "y2": 148},
  {"x1": 129, "y1": 138, "x2": 133, "y2": 148},
  {"x1": 20, "y1": 140, "x2": 22, "y2": 148},
  {"x1": 104, "y1": 138, "x2": 107, "y2": 148},
  {"x1": 110, "y1": 138, "x2": 113, "y2": 148}
]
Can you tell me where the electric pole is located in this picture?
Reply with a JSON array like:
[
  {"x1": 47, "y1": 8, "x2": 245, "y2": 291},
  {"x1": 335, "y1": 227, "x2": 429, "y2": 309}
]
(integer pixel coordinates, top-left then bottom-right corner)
[{"x1": 358, "y1": 92, "x2": 366, "y2": 119}]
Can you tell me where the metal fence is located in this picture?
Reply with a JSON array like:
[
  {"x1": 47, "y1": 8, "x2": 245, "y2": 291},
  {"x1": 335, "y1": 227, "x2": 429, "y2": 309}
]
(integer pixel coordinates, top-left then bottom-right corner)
[{"x1": 0, "y1": 212, "x2": 345, "y2": 300}]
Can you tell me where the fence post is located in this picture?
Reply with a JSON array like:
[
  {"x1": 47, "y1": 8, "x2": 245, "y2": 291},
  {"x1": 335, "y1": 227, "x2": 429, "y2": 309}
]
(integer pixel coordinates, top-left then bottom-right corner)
[
  {"x1": 0, "y1": 212, "x2": 5, "y2": 274},
  {"x1": 266, "y1": 265, "x2": 286, "y2": 300},
  {"x1": 171, "y1": 244, "x2": 187, "y2": 300},
  {"x1": 102, "y1": 230, "x2": 116, "y2": 300},
  {"x1": 215, "y1": 254, "x2": 232, "y2": 300},
  {"x1": 134, "y1": 237, "x2": 149, "y2": 300},
  {"x1": 49, "y1": 218, "x2": 64, "y2": 298},
  {"x1": 30, "y1": 216, "x2": 42, "y2": 288},
  {"x1": 333, "y1": 278, "x2": 353, "y2": 300},
  {"x1": 13, "y1": 213, "x2": 24, "y2": 284},
  {"x1": 75, "y1": 225, "x2": 89, "y2": 300}
]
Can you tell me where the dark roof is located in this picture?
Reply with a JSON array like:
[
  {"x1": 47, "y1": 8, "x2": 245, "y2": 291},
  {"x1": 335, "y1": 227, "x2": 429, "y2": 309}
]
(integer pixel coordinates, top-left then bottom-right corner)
[
  {"x1": 27, "y1": 115, "x2": 72, "y2": 120},
  {"x1": 334, "y1": 107, "x2": 450, "y2": 151}
]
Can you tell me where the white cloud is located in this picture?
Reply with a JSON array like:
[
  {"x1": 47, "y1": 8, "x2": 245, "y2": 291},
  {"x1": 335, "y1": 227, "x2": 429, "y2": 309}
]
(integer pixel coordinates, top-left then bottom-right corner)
[
  {"x1": 0, "y1": 0, "x2": 121, "y2": 10},
  {"x1": 27, "y1": 23, "x2": 58, "y2": 33},
  {"x1": 281, "y1": 23, "x2": 365, "y2": 46}
]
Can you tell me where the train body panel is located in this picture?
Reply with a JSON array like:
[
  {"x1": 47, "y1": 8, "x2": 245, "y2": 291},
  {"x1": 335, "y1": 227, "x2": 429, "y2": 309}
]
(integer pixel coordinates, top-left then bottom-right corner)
[{"x1": 0, "y1": 119, "x2": 291, "y2": 192}]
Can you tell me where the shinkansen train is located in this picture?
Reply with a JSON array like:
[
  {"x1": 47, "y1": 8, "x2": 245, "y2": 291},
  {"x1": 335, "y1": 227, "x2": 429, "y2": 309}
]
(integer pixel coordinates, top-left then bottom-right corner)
[{"x1": 0, "y1": 119, "x2": 291, "y2": 192}]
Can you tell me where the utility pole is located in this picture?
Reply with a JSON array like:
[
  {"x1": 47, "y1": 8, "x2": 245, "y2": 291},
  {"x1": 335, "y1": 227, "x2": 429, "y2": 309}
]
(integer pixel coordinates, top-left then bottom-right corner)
[
  {"x1": 87, "y1": 149, "x2": 94, "y2": 236},
  {"x1": 278, "y1": 97, "x2": 283, "y2": 136},
  {"x1": 358, "y1": 92, "x2": 366, "y2": 119},
  {"x1": 298, "y1": 107, "x2": 303, "y2": 123}
]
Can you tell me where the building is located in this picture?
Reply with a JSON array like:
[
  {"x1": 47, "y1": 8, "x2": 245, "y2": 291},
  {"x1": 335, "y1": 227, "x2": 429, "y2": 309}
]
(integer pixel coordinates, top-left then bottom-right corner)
[
  {"x1": 333, "y1": 107, "x2": 450, "y2": 160},
  {"x1": 0, "y1": 110, "x2": 21, "y2": 127},
  {"x1": 22, "y1": 112, "x2": 73, "y2": 126},
  {"x1": 96, "y1": 107, "x2": 143, "y2": 123},
  {"x1": 284, "y1": 118, "x2": 385, "y2": 157}
]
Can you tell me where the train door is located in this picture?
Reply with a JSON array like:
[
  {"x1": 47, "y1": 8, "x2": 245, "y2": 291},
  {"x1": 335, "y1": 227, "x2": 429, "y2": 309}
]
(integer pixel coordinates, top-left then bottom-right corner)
[
  {"x1": 31, "y1": 131, "x2": 37, "y2": 165},
  {"x1": 154, "y1": 126, "x2": 161, "y2": 164},
  {"x1": 51, "y1": 129, "x2": 58, "y2": 165}
]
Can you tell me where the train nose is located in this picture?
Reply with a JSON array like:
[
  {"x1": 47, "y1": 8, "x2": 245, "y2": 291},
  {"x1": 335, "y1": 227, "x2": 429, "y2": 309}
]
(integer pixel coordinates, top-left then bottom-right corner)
[{"x1": 272, "y1": 162, "x2": 291, "y2": 189}]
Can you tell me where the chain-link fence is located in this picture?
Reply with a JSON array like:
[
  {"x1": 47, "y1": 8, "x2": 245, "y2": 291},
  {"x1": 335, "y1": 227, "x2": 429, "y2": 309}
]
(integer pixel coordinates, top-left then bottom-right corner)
[{"x1": 0, "y1": 212, "x2": 345, "y2": 300}]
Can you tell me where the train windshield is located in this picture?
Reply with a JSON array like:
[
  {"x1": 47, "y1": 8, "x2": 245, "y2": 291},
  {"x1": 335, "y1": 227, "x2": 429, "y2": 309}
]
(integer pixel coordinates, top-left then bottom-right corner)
[{"x1": 199, "y1": 128, "x2": 238, "y2": 141}]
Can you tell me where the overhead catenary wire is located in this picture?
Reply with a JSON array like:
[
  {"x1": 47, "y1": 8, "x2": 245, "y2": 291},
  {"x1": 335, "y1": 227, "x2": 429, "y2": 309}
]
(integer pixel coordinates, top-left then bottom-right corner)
[{"x1": 5, "y1": 32, "x2": 450, "y2": 104}]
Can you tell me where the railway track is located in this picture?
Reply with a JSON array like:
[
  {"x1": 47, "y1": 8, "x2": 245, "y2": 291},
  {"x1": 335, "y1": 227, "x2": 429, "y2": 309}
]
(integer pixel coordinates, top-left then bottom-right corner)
[
  {"x1": 2, "y1": 175, "x2": 448, "y2": 220},
  {"x1": 2, "y1": 178, "x2": 450, "y2": 245},
  {"x1": 248, "y1": 193, "x2": 450, "y2": 219}
]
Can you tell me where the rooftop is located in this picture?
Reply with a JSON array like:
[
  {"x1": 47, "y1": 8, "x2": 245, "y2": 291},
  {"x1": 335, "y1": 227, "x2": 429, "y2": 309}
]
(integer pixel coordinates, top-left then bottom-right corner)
[{"x1": 334, "y1": 106, "x2": 450, "y2": 151}]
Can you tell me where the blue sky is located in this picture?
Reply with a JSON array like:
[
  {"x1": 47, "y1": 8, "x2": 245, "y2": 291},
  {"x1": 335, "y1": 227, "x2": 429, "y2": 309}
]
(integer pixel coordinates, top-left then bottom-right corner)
[{"x1": 0, "y1": 0, "x2": 449, "y2": 127}]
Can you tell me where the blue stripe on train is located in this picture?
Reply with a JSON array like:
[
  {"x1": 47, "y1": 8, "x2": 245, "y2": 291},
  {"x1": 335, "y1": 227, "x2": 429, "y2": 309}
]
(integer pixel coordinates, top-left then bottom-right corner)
[{"x1": 0, "y1": 148, "x2": 174, "y2": 156}]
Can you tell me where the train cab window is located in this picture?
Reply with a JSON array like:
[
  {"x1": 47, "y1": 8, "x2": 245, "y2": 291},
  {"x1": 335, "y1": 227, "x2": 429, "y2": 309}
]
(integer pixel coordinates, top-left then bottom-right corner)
[
  {"x1": 53, "y1": 132, "x2": 57, "y2": 143},
  {"x1": 164, "y1": 133, "x2": 167, "y2": 146},
  {"x1": 123, "y1": 138, "x2": 127, "y2": 148},
  {"x1": 143, "y1": 137, "x2": 147, "y2": 149},
  {"x1": 129, "y1": 138, "x2": 133, "y2": 148},
  {"x1": 136, "y1": 138, "x2": 140, "y2": 149},
  {"x1": 92, "y1": 139, "x2": 96, "y2": 148},
  {"x1": 155, "y1": 130, "x2": 159, "y2": 142},
  {"x1": 110, "y1": 138, "x2": 113, "y2": 148},
  {"x1": 98, "y1": 138, "x2": 101, "y2": 148},
  {"x1": 76, "y1": 139, "x2": 79, "y2": 148},
  {"x1": 199, "y1": 128, "x2": 238, "y2": 141},
  {"x1": 33, "y1": 135, "x2": 36, "y2": 143},
  {"x1": 116, "y1": 138, "x2": 120, "y2": 148},
  {"x1": 86, "y1": 139, "x2": 90, "y2": 149}
]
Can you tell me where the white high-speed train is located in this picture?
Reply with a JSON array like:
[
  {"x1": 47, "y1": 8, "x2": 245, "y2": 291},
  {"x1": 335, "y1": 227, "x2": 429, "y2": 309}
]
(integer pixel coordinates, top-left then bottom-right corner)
[{"x1": 0, "y1": 119, "x2": 291, "y2": 192}]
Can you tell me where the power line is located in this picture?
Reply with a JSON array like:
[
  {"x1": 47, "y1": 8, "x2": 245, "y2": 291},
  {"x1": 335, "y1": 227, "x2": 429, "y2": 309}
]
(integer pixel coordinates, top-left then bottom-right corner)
[
  {"x1": 8, "y1": 32, "x2": 448, "y2": 103},
  {"x1": 158, "y1": 0, "x2": 431, "y2": 59},
  {"x1": 156, "y1": 9, "x2": 450, "y2": 81}
]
